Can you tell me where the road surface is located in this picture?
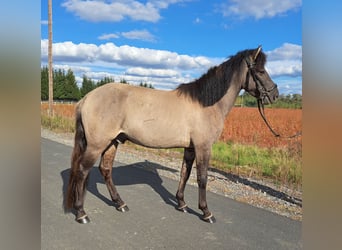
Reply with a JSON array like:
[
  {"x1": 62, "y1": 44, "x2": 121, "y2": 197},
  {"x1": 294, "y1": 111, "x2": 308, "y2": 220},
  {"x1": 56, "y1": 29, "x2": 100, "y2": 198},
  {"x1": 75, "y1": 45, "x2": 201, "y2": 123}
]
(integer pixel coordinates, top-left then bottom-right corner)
[{"x1": 41, "y1": 138, "x2": 302, "y2": 249}]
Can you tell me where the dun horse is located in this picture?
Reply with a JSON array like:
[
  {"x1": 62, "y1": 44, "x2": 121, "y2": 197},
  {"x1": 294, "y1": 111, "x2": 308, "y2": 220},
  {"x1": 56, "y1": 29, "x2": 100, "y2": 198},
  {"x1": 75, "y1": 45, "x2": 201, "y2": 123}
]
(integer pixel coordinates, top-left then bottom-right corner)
[{"x1": 65, "y1": 46, "x2": 279, "y2": 224}]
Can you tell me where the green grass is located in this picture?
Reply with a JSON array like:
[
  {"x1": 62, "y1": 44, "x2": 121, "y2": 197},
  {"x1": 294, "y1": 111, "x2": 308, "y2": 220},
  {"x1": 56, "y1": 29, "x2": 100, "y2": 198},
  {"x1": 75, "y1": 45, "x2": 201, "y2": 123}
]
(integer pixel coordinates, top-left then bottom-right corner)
[
  {"x1": 211, "y1": 141, "x2": 302, "y2": 186},
  {"x1": 41, "y1": 113, "x2": 302, "y2": 187},
  {"x1": 41, "y1": 114, "x2": 74, "y2": 133}
]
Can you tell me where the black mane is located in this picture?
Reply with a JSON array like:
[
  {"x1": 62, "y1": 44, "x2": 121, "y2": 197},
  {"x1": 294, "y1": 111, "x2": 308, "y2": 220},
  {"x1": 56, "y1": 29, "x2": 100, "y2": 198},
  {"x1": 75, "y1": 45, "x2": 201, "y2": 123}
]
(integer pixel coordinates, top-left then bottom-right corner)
[{"x1": 176, "y1": 48, "x2": 267, "y2": 107}]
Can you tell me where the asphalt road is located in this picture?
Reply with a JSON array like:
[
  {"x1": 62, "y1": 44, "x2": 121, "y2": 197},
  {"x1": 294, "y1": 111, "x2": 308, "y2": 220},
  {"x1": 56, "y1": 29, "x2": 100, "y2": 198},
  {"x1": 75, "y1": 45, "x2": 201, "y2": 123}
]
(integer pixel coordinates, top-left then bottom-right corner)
[{"x1": 41, "y1": 138, "x2": 302, "y2": 249}]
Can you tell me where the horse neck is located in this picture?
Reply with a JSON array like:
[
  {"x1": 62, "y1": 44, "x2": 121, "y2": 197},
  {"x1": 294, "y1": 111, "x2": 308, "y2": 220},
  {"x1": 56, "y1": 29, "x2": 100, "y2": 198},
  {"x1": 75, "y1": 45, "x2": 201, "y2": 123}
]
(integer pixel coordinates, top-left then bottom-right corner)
[{"x1": 213, "y1": 75, "x2": 242, "y2": 119}]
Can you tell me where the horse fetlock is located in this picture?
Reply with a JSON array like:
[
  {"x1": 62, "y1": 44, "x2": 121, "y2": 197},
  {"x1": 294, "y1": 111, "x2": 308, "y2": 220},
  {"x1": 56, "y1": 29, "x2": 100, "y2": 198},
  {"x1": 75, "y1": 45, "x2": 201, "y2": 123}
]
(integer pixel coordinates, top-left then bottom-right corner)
[
  {"x1": 115, "y1": 203, "x2": 129, "y2": 212},
  {"x1": 76, "y1": 214, "x2": 90, "y2": 224},
  {"x1": 202, "y1": 213, "x2": 216, "y2": 224},
  {"x1": 176, "y1": 204, "x2": 188, "y2": 213},
  {"x1": 199, "y1": 203, "x2": 208, "y2": 211},
  {"x1": 76, "y1": 210, "x2": 90, "y2": 224}
]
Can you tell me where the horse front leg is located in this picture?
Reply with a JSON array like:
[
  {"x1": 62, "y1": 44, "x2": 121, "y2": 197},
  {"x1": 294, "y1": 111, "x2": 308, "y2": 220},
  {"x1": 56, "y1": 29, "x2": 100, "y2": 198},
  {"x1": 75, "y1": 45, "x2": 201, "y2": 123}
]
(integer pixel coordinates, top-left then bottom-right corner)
[
  {"x1": 99, "y1": 143, "x2": 129, "y2": 212},
  {"x1": 176, "y1": 147, "x2": 195, "y2": 212},
  {"x1": 196, "y1": 146, "x2": 216, "y2": 223}
]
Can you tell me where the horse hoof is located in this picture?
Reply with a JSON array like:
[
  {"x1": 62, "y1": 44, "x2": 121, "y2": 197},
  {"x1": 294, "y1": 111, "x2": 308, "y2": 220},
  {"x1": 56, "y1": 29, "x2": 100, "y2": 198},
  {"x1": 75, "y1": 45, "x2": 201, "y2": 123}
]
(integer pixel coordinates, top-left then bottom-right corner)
[
  {"x1": 117, "y1": 205, "x2": 129, "y2": 212},
  {"x1": 76, "y1": 215, "x2": 90, "y2": 224},
  {"x1": 176, "y1": 205, "x2": 188, "y2": 213},
  {"x1": 202, "y1": 215, "x2": 216, "y2": 224}
]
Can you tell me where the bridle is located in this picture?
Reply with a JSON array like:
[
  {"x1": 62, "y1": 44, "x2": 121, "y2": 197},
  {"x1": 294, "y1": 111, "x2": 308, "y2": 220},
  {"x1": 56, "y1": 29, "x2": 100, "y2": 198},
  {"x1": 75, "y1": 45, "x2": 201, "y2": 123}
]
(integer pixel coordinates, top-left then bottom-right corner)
[{"x1": 244, "y1": 46, "x2": 302, "y2": 139}]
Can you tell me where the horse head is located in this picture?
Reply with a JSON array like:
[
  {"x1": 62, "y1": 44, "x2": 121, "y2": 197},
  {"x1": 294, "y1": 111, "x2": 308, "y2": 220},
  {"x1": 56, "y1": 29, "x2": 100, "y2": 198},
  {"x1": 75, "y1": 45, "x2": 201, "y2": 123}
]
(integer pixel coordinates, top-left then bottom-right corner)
[{"x1": 243, "y1": 46, "x2": 279, "y2": 105}]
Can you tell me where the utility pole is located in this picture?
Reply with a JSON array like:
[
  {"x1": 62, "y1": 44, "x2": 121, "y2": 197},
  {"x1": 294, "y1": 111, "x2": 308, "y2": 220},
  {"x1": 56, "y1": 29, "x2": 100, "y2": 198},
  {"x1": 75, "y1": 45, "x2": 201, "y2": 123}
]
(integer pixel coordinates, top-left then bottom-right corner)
[{"x1": 48, "y1": 0, "x2": 53, "y2": 116}]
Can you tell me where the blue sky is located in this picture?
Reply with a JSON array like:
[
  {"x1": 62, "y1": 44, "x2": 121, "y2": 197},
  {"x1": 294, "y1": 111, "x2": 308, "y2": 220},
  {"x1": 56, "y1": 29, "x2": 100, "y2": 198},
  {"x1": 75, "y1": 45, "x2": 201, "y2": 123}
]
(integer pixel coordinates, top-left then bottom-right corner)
[{"x1": 41, "y1": 0, "x2": 302, "y2": 94}]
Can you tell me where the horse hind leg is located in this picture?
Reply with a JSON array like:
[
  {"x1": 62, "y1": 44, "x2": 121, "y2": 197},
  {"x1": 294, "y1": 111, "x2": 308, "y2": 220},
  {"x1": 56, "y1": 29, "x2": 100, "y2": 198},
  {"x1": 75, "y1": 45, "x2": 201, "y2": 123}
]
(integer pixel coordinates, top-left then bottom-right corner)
[
  {"x1": 176, "y1": 147, "x2": 195, "y2": 213},
  {"x1": 99, "y1": 142, "x2": 129, "y2": 212},
  {"x1": 67, "y1": 149, "x2": 98, "y2": 224}
]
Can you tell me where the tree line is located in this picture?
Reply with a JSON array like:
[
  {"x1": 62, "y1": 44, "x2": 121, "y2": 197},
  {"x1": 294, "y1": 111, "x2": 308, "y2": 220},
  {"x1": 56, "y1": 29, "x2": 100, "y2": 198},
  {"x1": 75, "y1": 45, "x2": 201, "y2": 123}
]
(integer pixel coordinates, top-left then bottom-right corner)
[
  {"x1": 235, "y1": 91, "x2": 302, "y2": 109},
  {"x1": 41, "y1": 66, "x2": 154, "y2": 101},
  {"x1": 41, "y1": 67, "x2": 301, "y2": 108}
]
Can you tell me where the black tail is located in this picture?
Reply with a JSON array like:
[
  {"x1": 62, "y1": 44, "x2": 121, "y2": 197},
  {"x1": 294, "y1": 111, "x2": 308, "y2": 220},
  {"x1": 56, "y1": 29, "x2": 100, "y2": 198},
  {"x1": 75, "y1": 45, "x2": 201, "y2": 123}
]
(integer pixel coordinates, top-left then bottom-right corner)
[{"x1": 64, "y1": 104, "x2": 87, "y2": 212}]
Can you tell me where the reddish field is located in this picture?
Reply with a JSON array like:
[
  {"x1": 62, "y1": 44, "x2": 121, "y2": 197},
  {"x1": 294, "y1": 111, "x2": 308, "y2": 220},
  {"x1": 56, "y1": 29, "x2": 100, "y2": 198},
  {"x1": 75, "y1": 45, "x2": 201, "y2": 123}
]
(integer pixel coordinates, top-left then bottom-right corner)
[
  {"x1": 41, "y1": 102, "x2": 76, "y2": 118},
  {"x1": 41, "y1": 103, "x2": 302, "y2": 149},
  {"x1": 220, "y1": 107, "x2": 302, "y2": 148}
]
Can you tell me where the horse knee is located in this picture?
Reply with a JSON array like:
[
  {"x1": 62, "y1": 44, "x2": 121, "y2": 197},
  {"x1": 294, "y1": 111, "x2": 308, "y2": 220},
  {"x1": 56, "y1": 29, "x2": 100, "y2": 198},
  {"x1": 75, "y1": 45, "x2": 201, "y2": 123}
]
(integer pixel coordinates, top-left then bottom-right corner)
[{"x1": 197, "y1": 175, "x2": 207, "y2": 189}]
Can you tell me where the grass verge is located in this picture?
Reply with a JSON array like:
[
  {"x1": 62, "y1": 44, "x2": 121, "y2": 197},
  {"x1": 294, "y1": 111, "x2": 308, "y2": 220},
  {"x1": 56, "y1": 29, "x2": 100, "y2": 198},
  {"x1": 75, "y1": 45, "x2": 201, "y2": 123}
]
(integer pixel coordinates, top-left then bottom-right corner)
[
  {"x1": 211, "y1": 141, "x2": 302, "y2": 187},
  {"x1": 41, "y1": 113, "x2": 74, "y2": 133}
]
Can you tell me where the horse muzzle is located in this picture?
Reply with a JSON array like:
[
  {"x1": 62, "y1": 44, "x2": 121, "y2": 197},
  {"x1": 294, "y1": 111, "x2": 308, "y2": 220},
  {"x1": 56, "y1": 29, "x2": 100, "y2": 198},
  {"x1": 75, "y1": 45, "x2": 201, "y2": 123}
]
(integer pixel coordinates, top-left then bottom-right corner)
[{"x1": 260, "y1": 86, "x2": 279, "y2": 105}]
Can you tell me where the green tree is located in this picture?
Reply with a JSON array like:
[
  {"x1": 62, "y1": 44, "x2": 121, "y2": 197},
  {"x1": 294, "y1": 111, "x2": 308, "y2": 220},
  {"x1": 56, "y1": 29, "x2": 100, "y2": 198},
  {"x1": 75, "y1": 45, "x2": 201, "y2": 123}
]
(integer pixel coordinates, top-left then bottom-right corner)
[
  {"x1": 41, "y1": 66, "x2": 49, "y2": 100},
  {"x1": 236, "y1": 91, "x2": 302, "y2": 109},
  {"x1": 139, "y1": 81, "x2": 154, "y2": 89},
  {"x1": 53, "y1": 68, "x2": 65, "y2": 100},
  {"x1": 97, "y1": 76, "x2": 115, "y2": 87},
  {"x1": 271, "y1": 94, "x2": 302, "y2": 109},
  {"x1": 292, "y1": 94, "x2": 302, "y2": 109},
  {"x1": 54, "y1": 69, "x2": 80, "y2": 101},
  {"x1": 120, "y1": 78, "x2": 129, "y2": 84},
  {"x1": 64, "y1": 69, "x2": 80, "y2": 100},
  {"x1": 80, "y1": 75, "x2": 96, "y2": 97},
  {"x1": 242, "y1": 92, "x2": 258, "y2": 107}
]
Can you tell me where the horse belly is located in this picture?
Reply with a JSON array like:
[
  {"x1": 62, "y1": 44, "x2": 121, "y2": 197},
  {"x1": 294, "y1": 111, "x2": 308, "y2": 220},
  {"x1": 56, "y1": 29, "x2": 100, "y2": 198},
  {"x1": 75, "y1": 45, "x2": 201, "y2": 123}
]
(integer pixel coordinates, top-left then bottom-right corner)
[
  {"x1": 125, "y1": 120, "x2": 191, "y2": 148},
  {"x1": 122, "y1": 102, "x2": 192, "y2": 148}
]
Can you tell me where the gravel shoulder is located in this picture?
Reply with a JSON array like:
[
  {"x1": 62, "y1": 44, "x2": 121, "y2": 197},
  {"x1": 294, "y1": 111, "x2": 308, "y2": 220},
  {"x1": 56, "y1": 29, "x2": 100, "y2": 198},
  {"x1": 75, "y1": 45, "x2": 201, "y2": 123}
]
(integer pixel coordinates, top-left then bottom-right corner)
[{"x1": 41, "y1": 128, "x2": 302, "y2": 221}]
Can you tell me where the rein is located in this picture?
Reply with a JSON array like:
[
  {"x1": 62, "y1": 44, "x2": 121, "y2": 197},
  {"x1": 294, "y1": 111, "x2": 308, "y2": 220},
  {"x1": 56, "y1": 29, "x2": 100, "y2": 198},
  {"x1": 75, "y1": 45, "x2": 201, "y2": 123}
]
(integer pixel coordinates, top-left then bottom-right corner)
[
  {"x1": 257, "y1": 99, "x2": 302, "y2": 138},
  {"x1": 245, "y1": 57, "x2": 302, "y2": 139}
]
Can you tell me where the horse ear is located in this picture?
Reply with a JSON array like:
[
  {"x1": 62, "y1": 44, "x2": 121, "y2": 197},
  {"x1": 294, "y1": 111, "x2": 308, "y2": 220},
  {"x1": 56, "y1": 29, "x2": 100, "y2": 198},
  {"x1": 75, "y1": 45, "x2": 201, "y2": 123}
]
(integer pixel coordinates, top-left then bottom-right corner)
[{"x1": 253, "y1": 45, "x2": 262, "y2": 61}]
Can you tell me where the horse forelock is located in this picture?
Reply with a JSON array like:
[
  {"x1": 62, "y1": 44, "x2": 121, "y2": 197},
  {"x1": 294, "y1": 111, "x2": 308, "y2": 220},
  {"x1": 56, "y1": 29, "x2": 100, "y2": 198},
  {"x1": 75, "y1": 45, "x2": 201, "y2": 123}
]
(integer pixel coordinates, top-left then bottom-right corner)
[{"x1": 176, "y1": 48, "x2": 264, "y2": 107}]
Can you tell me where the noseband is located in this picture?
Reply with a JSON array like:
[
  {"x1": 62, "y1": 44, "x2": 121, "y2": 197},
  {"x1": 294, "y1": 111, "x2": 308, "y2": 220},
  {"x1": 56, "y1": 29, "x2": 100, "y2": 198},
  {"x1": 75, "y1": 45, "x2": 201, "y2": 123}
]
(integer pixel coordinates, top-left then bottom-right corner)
[{"x1": 244, "y1": 58, "x2": 301, "y2": 138}]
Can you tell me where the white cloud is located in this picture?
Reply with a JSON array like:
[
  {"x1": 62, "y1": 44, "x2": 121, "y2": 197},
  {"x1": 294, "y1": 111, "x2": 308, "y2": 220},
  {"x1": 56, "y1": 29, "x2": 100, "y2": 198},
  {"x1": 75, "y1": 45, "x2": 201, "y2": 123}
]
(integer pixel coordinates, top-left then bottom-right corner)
[
  {"x1": 274, "y1": 78, "x2": 302, "y2": 95},
  {"x1": 126, "y1": 67, "x2": 180, "y2": 78},
  {"x1": 41, "y1": 40, "x2": 99, "y2": 62},
  {"x1": 41, "y1": 38, "x2": 214, "y2": 90},
  {"x1": 41, "y1": 40, "x2": 301, "y2": 93},
  {"x1": 85, "y1": 71, "x2": 116, "y2": 80},
  {"x1": 53, "y1": 64, "x2": 91, "y2": 74},
  {"x1": 265, "y1": 43, "x2": 302, "y2": 78},
  {"x1": 41, "y1": 39, "x2": 214, "y2": 88},
  {"x1": 62, "y1": 0, "x2": 160, "y2": 22},
  {"x1": 41, "y1": 20, "x2": 48, "y2": 25},
  {"x1": 98, "y1": 30, "x2": 156, "y2": 42},
  {"x1": 266, "y1": 43, "x2": 302, "y2": 60},
  {"x1": 222, "y1": 0, "x2": 301, "y2": 19},
  {"x1": 98, "y1": 33, "x2": 120, "y2": 40},
  {"x1": 121, "y1": 30, "x2": 156, "y2": 42},
  {"x1": 93, "y1": 42, "x2": 212, "y2": 69},
  {"x1": 61, "y1": 0, "x2": 191, "y2": 23},
  {"x1": 266, "y1": 60, "x2": 302, "y2": 78}
]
